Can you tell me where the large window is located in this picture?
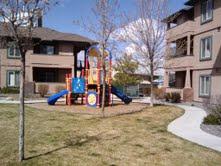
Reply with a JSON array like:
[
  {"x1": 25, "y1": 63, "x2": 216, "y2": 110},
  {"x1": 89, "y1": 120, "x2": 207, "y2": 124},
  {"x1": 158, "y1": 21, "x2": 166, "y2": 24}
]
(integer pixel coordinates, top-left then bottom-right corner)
[
  {"x1": 199, "y1": 75, "x2": 211, "y2": 97},
  {"x1": 40, "y1": 45, "x2": 55, "y2": 55},
  {"x1": 7, "y1": 71, "x2": 20, "y2": 87},
  {"x1": 33, "y1": 68, "x2": 71, "y2": 83},
  {"x1": 201, "y1": 0, "x2": 213, "y2": 23},
  {"x1": 38, "y1": 71, "x2": 57, "y2": 82},
  {"x1": 169, "y1": 72, "x2": 176, "y2": 87},
  {"x1": 7, "y1": 43, "x2": 21, "y2": 58},
  {"x1": 200, "y1": 36, "x2": 212, "y2": 60}
]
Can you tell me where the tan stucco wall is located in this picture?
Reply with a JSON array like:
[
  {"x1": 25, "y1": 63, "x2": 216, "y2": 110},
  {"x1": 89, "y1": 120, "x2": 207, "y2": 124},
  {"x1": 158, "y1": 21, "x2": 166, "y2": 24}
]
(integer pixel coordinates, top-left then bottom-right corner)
[
  {"x1": 164, "y1": 0, "x2": 221, "y2": 102},
  {"x1": 194, "y1": 0, "x2": 221, "y2": 35},
  {"x1": 0, "y1": 41, "x2": 77, "y2": 90},
  {"x1": 193, "y1": 29, "x2": 221, "y2": 66},
  {"x1": 0, "y1": 49, "x2": 32, "y2": 87},
  {"x1": 192, "y1": 69, "x2": 221, "y2": 102},
  {"x1": 192, "y1": 0, "x2": 221, "y2": 102}
]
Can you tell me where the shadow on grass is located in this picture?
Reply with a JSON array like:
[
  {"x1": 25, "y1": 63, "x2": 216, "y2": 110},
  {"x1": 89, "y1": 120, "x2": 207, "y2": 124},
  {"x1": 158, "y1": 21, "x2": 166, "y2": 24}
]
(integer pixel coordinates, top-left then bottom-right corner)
[
  {"x1": 25, "y1": 146, "x2": 68, "y2": 160},
  {"x1": 25, "y1": 133, "x2": 103, "y2": 161}
]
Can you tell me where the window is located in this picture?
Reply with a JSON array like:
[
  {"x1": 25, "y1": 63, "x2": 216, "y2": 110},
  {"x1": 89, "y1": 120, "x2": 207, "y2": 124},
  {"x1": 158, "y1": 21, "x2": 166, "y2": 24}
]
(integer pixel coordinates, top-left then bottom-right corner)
[
  {"x1": 40, "y1": 45, "x2": 55, "y2": 55},
  {"x1": 46, "y1": 46, "x2": 54, "y2": 55},
  {"x1": 199, "y1": 75, "x2": 211, "y2": 97},
  {"x1": 169, "y1": 43, "x2": 177, "y2": 56},
  {"x1": 7, "y1": 71, "x2": 20, "y2": 87},
  {"x1": 38, "y1": 71, "x2": 56, "y2": 82},
  {"x1": 201, "y1": 0, "x2": 213, "y2": 23},
  {"x1": 169, "y1": 72, "x2": 176, "y2": 87},
  {"x1": 7, "y1": 43, "x2": 20, "y2": 58},
  {"x1": 200, "y1": 36, "x2": 212, "y2": 60}
]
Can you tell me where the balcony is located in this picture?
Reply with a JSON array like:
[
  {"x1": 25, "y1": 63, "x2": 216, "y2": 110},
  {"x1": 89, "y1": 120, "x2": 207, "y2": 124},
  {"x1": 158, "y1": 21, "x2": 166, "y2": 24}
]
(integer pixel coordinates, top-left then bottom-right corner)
[
  {"x1": 164, "y1": 55, "x2": 194, "y2": 69},
  {"x1": 166, "y1": 20, "x2": 195, "y2": 41},
  {"x1": 29, "y1": 54, "x2": 75, "y2": 68}
]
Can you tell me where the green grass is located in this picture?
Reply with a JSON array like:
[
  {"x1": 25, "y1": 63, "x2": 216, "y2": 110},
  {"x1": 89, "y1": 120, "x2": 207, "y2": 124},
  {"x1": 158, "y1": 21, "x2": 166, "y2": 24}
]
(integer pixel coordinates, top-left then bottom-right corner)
[{"x1": 0, "y1": 104, "x2": 221, "y2": 165}]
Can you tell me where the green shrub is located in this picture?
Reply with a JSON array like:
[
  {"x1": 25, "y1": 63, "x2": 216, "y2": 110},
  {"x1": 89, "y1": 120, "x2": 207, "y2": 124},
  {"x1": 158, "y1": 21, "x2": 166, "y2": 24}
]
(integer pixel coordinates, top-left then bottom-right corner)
[
  {"x1": 212, "y1": 105, "x2": 221, "y2": 119},
  {"x1": 164, "y1": 93, "x2": 171, "y2": 102},
  {"x1": 203, "y1": 96, "x2": 221, "y2": 123},
  {"x1": 38, "y1": 84, "x2": 49, "y2": 97},
  {"x1": 55, "y1": 85, "x2": 66, "y2": 93},
  {"x1": 0, "y1": 87, "x2": 19, "y2": 94},
  {"x1": 203, "y1": 114, "x2": 221, "y2": 125},
  {"x1": 164, "y1": 92, "x2": 181, "y2": 103},
  {"x1": 171, "y1": 92, "x2": 181, "y2": 103}
]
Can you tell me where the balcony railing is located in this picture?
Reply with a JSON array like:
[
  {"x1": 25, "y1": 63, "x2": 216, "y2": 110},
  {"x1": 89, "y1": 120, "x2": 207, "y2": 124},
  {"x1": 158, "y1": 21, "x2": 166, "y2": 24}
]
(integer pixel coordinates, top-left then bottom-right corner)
[
  {"x1": 29, "y1": 54, "x2": 74, "y2": 67},
  {"x1": 164, "y1": 55, "x2": 194, "y2": 69},
  {"x1": 166, "y1": 20, "x2": 195, "y2": 41}
]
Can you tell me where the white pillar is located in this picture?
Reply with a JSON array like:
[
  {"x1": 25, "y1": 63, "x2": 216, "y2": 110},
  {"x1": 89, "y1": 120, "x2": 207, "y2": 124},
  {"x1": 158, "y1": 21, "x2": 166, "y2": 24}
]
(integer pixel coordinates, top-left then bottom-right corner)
[
  {"x1": 185, "y1": 68, "x2": 191, "y2": 88},
  {"x1": 29, "y1": 66, "x2": 33, "y2": 82},
  {"x1": 164, "y1": 71, "x2": 169, "y2": 88},
  {"x1": 72, "y1": 66, "x2": 75, "y2": 77},
  {"x1": 187, "y1": 35, "x2": 191, "y2": 55}
]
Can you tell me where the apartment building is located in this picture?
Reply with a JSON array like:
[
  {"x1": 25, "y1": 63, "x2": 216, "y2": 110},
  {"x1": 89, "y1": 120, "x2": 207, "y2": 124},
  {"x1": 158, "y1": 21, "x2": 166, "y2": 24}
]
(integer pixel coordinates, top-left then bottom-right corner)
[
  {"x1": 163, "y1": 0, "x2": 221, "y2": 102},
  {"x1": 0, "y1": 22, "x2": 94, "y2": 93}
]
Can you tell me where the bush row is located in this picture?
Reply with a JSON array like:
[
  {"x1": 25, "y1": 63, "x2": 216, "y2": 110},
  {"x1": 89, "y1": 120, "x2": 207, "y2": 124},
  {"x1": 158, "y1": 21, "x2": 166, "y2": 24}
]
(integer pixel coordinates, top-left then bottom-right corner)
[
  {"x1": 153, "y1": 88, "x2": 181, "y2": 103},
  {"x1": 0, "y1": 85, "x2": 66, "y2": 97},
  {"x1": 38, "y1": 84, "x2": 66, "y2": 97},
  {"x1": 164, "y1": 92, "x2": 181, "y2": 103},
  {"x1": 0, "y1": 87, "x2": 20, "y2": 94}
]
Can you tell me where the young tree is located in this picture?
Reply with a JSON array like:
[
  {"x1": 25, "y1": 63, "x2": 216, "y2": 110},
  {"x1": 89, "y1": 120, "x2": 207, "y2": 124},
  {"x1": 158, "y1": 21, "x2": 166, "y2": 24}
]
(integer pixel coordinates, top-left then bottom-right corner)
[
  {"x1": 113, "y1": 53, "x2": 140, "y2": 87},
  {"x1": 117, "y1": 0, "x2": 168, "y2": 106},
  {"x1": 78, "y1": 0, "x2": 119, "y2": 117},
  {"x1": 0, "y1": 0, "x2": 56, "y2": 161}
]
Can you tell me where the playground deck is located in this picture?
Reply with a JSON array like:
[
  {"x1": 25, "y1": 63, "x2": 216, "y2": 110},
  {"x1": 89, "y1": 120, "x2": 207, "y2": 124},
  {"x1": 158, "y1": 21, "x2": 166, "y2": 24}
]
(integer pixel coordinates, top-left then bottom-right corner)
[{"x1": 28, "y1": 101, "x2": 147, "y2": 117}]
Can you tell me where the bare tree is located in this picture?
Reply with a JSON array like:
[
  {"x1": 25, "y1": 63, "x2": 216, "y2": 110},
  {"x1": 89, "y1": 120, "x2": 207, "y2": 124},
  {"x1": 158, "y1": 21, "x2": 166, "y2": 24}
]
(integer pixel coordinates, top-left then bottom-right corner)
[
  {"x1": 77, "y1": 0, "x2": 119, "y2": 117},
  {"x1": 116, "y1": 0, "x2": 169, "y2": 106},
  {"x1": 0, "y1": 0, "x2": 56, "y2": 161}
]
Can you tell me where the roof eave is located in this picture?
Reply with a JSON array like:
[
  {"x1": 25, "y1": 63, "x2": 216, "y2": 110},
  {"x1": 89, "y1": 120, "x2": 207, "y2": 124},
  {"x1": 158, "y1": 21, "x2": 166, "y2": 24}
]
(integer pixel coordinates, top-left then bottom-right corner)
[{"x1": 184, "y1": 0, "x2": 197, "y2": 6}]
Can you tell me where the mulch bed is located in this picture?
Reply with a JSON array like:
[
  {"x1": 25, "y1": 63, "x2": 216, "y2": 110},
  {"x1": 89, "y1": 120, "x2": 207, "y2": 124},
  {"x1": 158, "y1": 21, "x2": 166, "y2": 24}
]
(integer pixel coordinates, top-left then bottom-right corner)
[
  {"x1": 201, "y1": 124, "x2": 221, "y2": 138},
  {"x1": 27, "y1": 101, "x2": 148, "y2": 117}
]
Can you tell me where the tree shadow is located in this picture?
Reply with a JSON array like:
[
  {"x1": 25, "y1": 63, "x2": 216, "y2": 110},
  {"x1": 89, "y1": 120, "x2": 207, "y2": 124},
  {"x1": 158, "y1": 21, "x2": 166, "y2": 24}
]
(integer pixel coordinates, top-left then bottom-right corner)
[
  {"x1": 25, "y1": 146, "x2": 68, "y2": 160},
  {"x1": 24, "y1": 132, "x2": 103, "y2": 161}
]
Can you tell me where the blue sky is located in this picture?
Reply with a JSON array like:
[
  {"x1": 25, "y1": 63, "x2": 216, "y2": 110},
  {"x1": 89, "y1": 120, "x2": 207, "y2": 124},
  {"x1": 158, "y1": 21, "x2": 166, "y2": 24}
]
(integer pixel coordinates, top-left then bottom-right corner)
[{"x1": 44, "y1": 0, "x2": 187, "y2": 40}]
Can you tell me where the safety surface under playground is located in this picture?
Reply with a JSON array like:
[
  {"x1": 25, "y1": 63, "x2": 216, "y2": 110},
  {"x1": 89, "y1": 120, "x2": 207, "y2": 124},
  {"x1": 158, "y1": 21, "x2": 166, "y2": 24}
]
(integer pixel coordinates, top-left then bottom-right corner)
[{"x1": 28, "y1": 101, "x2": 147, "y2": 117}]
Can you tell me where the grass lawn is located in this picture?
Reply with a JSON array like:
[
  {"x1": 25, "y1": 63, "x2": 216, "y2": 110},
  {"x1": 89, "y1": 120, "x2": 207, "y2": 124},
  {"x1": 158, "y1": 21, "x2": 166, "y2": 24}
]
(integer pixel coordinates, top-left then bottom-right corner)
[{"x1": 0, "y1": 104, "x2": 221, "y2": 165}]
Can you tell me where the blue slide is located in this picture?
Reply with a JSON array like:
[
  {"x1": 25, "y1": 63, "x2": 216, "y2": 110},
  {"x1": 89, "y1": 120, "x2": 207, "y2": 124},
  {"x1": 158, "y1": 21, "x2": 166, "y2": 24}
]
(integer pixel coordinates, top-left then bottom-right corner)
[
  {"x1": 111, "y1": 86, "x2": 132, "y2": 104},
  {"x1": 47, "y1": 90, "x2": 69, "y2": 105}
]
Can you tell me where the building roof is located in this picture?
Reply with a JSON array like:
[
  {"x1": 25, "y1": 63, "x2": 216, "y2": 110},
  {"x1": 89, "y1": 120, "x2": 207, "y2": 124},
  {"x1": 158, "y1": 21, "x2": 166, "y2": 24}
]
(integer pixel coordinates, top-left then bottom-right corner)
[
  {"x1": 33, "y1": 27, "x2": 95, "y2": 43},
  {"x1": 162, "y1": 6, "x2": 193, "y2": 23},
  {"x1": 0, "y1": 22, "x2": 95, "y2": 44},
  {"x1": 184, "y1": 0, "x2": 199, "y2": 6}
]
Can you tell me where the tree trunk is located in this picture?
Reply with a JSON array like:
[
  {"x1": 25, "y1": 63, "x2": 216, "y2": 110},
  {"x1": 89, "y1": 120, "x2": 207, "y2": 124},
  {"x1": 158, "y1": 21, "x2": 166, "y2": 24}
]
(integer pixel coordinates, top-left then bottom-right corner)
[
  {"x1": 18, "y1": 54, "x2": 25, "y2": 162},
  {"x1": 150, "y1": 60, "x2": 154, "y2": 107},
  {"x1": 101, "y1": 64, "x2": 106, "y2": 118}
]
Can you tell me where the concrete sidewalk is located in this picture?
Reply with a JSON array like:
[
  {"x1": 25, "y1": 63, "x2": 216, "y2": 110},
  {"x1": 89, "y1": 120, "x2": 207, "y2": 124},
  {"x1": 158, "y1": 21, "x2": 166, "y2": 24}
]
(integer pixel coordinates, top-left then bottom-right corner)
[{"x1": 168, "y1": 104, "x2": 221, "y2": 153}]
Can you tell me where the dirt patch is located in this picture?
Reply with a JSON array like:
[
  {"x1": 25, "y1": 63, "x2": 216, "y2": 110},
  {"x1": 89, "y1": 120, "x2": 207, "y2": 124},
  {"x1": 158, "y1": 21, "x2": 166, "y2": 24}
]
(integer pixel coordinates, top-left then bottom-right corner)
[{"x1": 27, "y1": 101, "x2": 148, "y2": 117}]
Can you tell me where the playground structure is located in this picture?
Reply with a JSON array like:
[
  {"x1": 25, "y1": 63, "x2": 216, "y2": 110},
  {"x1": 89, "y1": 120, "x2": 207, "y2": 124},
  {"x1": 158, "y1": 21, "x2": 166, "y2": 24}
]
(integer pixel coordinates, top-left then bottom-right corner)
[{"x1": 48, "y1": 45, "x2": 132, "y2": 107}]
